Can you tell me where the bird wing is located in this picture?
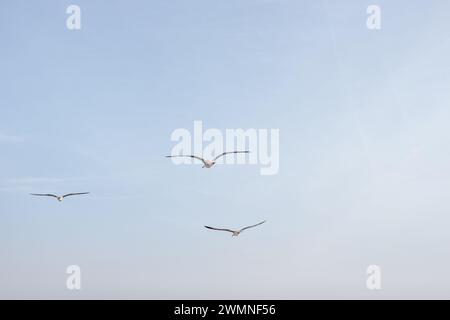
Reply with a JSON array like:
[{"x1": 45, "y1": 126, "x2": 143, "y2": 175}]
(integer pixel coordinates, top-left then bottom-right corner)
[
  {"x1": 62, "y1": 192, "x2": 90, "y2": 198},
  {"x1": 213, "y1": 151, "x2": 250, "y2": 161},
  {"x1": 166, "y1": 155, "x2": 207, "y2": 165},
  {"x1": 204, "y1": 226, "x2": 236, "y2": 233},
  {"x1": 239, "y1": 220, "x2": 267, "y2": 232},
  {"x1": 30, "y1": 193, "x2": 58, "y2": 198}
]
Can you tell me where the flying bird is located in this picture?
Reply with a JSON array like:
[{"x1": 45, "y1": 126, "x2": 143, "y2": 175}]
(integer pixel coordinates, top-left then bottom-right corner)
[
  {"x1": 204, "y1": 220, "x2": 266, "y2": 237},
  {"x1": 30, "y1": 192, "x2": 90, "y2": 202},
  {"x1": 166, "y1": 151, "x2": 250, "y2": 168}
]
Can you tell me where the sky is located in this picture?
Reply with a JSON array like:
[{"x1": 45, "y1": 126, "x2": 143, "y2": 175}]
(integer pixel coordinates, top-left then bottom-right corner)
[{"x1": 1, "y1": 0, "x2": 450, "y2": 299}]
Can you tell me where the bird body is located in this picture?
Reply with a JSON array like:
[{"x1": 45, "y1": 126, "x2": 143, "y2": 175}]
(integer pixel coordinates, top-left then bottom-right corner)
[
  {"x1": 202, "y1": 160, "x2": 214, "y2": 168},
  {"x1": 231, "y1": 231, "x2": 241, "y2": 237},
  {"x1": 205, "y1": 220, "x2": 266, "y2": 237}
]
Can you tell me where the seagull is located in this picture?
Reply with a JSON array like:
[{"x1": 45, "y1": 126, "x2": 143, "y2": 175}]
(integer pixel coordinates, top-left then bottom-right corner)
[
  {"x1": 30, "y1": 192, "x2": 90, "y2": 202},
  {"x1": 204, "y1": 220, "x2": 266, "y2": 237},
  {"x1": 166, "y1": 151, "x2": 250, "y2": 168}
]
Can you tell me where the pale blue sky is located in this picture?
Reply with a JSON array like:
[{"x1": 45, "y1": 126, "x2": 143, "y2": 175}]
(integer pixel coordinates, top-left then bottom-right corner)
[{"x1": 1, "y1": 0, "x2": 450, "y2": 299}]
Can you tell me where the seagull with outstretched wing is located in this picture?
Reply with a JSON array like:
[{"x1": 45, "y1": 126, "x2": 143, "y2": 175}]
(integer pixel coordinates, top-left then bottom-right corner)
[
  {"x1": 30, "y1": 192, "x2": 90, "y2": 202},
  {"x1": 166, "y1": 151, "x2": 250, "y2": 168},
  {"x1": 205, "y1": 220, "x2": 266, "y2": 237}
]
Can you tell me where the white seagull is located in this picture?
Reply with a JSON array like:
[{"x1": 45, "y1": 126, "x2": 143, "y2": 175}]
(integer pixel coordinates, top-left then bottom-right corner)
[
  {"x1": 204, "y1": 220, "x2": 266, "y2": 237},
  {"x1": 30, "y1": 192, "x2": 90, "y2": 202},
  {"x1": 166, "y1": 151, "x2": 250, "y2": 168}
]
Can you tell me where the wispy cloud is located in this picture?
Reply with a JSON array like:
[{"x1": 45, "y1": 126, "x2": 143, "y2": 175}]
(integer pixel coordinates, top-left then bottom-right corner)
[
  {"x1": 0, "y1": 177, "x2": 64, "y2": 192},
  {"x1": 0, "y1": 177, "x2": 64, "y2": 185},
  {"x1": 0, "y1": 132, "x2": 24, "y2": 143},
  {"x1": 0, "y1": 176, "x2": 93, "y2": 194}
]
